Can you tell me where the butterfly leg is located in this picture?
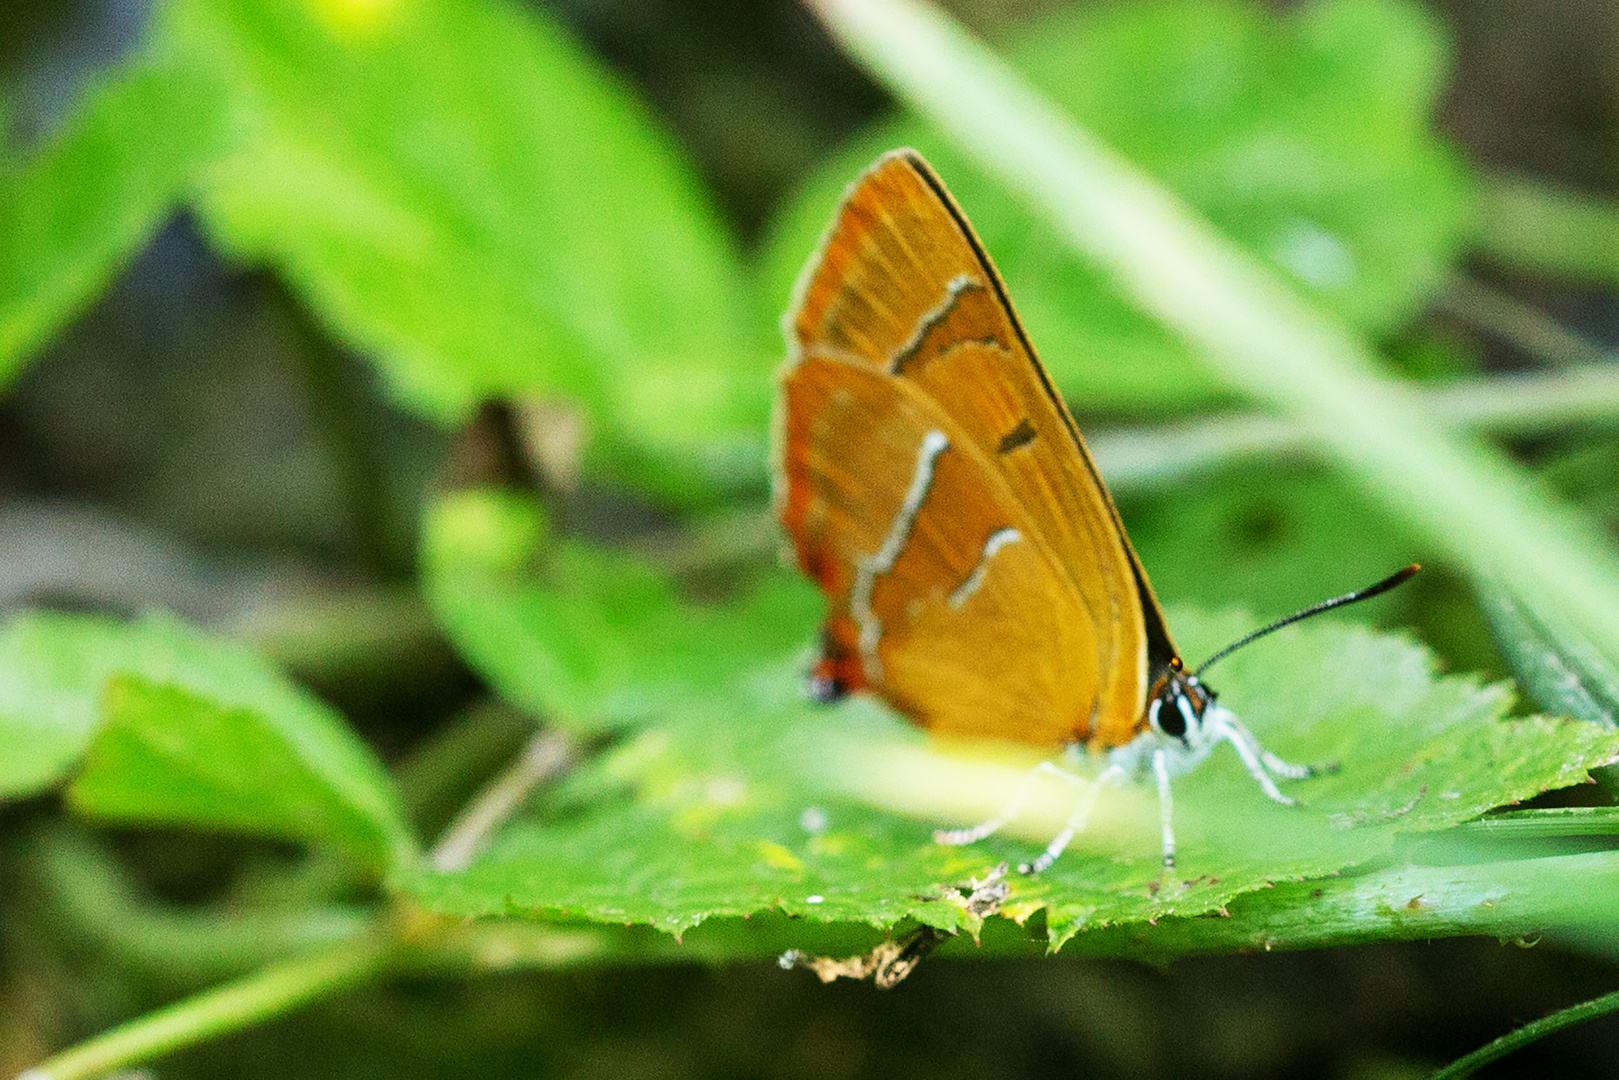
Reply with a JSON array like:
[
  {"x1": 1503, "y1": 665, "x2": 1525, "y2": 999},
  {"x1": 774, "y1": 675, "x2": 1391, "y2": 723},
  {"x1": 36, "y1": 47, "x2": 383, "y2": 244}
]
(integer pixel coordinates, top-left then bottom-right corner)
[
  {"x1": 1151, "y1": 748, "x2": 1177, "y2": 868},
  {"x1": 933, "y1": 760, "x2": 1081, "y2": 847},
  {"x1": 1022, "y1": 761, "x2": 1128, "y2": 875},
  {"x1": 1259, "y1": 747, "x2": 1316, "y2": 781},
  {"x1": 1229, "y1": 715, "x2": 1325, "y2": 781},
  {"x1": 1208, "y1": 712, "x2": 1299, "y2": 805}
]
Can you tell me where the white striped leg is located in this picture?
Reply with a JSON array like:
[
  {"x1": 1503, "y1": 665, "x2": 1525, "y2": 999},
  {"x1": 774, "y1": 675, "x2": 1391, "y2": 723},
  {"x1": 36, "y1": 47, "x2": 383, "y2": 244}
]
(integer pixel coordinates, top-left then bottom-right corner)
[
  {"x1": 1222, "y1": 714, "x2": 1319, "y2": 780},
  {"x1": 1208, "y1": 712, "x2": 1298, "y2": 805},
  {"x1": 1022, "y1": 762, "x2": 1128, "y2": 875},
  {"x1": 934, "y1": 760, "x2": 1082, "y2": 846},
  {"x1": 1260, "y1": 747, "x2": 1315, "y2": 780},
  {"x1": 1152, "y1": 748, "x2": 1176, "y2": 868}
]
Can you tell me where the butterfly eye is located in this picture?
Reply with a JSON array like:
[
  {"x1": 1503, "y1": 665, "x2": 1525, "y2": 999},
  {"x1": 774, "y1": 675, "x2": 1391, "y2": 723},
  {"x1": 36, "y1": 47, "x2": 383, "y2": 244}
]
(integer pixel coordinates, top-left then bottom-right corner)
[{"x1": 1147, "y1": 693, "x2": 1186, "y2": 739}]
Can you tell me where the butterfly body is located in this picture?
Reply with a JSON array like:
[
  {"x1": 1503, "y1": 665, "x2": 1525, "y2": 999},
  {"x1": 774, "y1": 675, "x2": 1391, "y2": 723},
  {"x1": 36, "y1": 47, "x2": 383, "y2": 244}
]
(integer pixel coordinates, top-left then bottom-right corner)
[{"x1": 776, "y1": 150, "x2": 1176, "y2": 751}]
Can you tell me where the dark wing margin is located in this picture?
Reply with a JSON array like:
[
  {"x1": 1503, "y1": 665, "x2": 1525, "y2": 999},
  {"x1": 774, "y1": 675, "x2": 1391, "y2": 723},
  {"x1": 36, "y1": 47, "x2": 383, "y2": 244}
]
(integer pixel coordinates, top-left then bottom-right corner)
[{"x1": 895, "y1": 150, "x2": 1180, "y2": 675}]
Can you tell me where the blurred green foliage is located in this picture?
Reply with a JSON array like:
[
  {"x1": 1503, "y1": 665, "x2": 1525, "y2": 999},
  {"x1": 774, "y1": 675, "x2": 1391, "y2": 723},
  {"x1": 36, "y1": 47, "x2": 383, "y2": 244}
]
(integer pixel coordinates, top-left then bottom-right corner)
[
  {"x1": 0, "y1": 57, "x2": 233, "y2": 372},
  {"x1": 4, "y1": 0, "x2": 1619, "y2": 1075},
  {"x1": 421, "y1": 489, "x2": 819, "y2": 733},
  {"x1": 0, "y1": 610, "x2": 413, "y2": 870},
  {"x1": 761, "y1": 0, "x2": 1473, "y2": 411}
]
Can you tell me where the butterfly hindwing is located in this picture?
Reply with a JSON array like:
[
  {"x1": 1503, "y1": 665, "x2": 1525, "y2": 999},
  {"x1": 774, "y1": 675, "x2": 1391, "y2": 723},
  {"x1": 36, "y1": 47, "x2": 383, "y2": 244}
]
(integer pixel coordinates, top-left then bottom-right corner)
[{"x1": 780, "y1": 352, "x2": 1101, "y2": 744}]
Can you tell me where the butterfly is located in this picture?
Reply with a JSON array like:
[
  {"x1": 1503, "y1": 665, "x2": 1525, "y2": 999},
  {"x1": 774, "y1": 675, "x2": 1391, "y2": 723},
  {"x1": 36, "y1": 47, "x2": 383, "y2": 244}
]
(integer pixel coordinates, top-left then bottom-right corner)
[{"x1": 773, "y1": 148, "x2": 1415, "y2": 872}]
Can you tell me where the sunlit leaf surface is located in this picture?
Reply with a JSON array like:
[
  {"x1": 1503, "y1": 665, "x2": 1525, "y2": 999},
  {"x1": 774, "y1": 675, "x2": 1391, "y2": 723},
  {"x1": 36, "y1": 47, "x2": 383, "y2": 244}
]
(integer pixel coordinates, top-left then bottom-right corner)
[{"x1": 402, "y1": 572, "x2": 1618, "y2": 948}]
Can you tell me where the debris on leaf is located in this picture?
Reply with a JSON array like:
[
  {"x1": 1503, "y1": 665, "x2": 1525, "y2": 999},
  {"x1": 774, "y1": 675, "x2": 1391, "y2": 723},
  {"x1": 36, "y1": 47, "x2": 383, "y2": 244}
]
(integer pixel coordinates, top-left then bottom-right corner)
[{"x1": 779, "y1": 865, "x2": 1009, "y2": 987}]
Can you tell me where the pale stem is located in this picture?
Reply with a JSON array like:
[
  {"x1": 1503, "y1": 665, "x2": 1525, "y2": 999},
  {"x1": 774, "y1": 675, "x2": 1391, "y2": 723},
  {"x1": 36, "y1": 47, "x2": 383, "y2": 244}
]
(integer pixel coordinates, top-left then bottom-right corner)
[
  {"x1": 428, "y1": 729, "x2": 575, "y2": 872},
  {"x1": 18, "y1": 933, "x2": 395, "y2": 1080}
]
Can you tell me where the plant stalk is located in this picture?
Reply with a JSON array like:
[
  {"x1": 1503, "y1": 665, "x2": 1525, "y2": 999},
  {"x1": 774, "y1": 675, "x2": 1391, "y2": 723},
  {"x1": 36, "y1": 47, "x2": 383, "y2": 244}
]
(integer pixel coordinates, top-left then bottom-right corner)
[
  {"x1": 1432, "y1": 988, "x2": 1619, "y2": 1079},
  {"x1": 428, "y1": 729, "x2": 575, "y2": 872},
  {"x1": 1088, "y1": 364, "x2": 1619, "y2": 491},
  {"x1": 1435, "y1": 276, "x2": 1612, "y2": 370},
  {"x1": 18, "y1": 932, "x2": 395, "y2": 1080},
  {"x1": 1474, "y1": 173, "x2": 1619, "y2": 288}
]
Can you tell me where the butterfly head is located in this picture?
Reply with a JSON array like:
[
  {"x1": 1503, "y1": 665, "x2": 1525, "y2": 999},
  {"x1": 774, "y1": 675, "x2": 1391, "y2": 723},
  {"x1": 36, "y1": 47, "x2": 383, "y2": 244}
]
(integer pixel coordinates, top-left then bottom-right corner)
[{"x1": 1144, "y1": 657, "x2": 1213, "y2": 746}]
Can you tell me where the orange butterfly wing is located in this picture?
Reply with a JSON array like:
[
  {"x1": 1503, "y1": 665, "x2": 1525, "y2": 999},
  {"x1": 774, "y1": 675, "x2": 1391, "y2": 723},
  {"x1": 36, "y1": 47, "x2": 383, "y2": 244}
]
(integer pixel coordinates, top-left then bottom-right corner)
[{"x1": 776, "y1": 149, "x2": 1175, "y2": 748}]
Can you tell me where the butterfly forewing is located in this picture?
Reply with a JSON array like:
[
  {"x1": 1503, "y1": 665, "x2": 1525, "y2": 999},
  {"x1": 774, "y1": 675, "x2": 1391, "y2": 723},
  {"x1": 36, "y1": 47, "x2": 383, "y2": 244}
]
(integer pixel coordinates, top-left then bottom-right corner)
[
  {"x1": 781, "y1": 352, "x2": 1102, "y2": 744},
  {"x1": 779, "y1": 149, "x2": 1168, "y2": 747}
]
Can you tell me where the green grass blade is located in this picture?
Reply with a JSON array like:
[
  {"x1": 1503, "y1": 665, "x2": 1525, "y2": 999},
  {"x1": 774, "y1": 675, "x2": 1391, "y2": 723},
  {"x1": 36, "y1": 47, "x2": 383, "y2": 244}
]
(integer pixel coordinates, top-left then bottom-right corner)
[
  {"x1": 1432, "y1": 987, "x2": 1619, "y2": 1080},
  {"x1": 803, "y1": 0, "x2": 1619, "y2": 667}
]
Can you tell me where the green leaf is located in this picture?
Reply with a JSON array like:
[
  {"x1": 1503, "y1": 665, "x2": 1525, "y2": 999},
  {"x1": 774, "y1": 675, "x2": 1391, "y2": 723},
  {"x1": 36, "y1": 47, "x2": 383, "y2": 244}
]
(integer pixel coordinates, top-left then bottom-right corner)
[
  {"x1": 164, "y1": 0, "x2": 771, "y2": 499},
  {"x1": 399, "y1": 610, "x2": 1618, "y2": 948},
  {"x1": 0, "y1": 612, "x2": 139, "y2": 798},
  {"x1": 0, "y1": 55, "x2": 233, "y2": 386},
  {"x1": 72, "y1": 676, "x2": 411, "y2": 871},
  {"x1": 0, "y1": 610, "x2": 414, "y2": 872},
  {"x1": 421, "y1": 488, "x2": 821, "y2": 733},
  {"x1": 760, "y1": 0, "x2": 1472, "y2": 411}
]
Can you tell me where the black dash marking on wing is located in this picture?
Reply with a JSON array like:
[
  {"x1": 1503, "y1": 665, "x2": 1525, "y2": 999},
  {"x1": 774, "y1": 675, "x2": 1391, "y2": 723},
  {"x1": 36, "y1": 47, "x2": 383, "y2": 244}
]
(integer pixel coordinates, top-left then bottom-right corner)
[
  {"x1": 997, "y1": 418, "x2": 1036, "y2": 455},
  {"x1": 890, "y1": 274, "x2": 985, "y2": 374}
]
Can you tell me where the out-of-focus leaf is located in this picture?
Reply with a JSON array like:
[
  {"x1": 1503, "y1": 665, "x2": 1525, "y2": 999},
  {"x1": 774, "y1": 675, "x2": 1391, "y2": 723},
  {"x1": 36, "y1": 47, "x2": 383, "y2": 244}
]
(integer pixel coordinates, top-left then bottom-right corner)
[
  {"x1": 0, "y1": 610, "x2": 414, "y2": 871},
  {"x1": 420, "y1": 488, "x2": 821, "y2": 733},
  {"x1": 0, "y1": 613, "x2": 134, "y2": 799},
  {"x1": 761, "y1": 0, "x2": 1471, "y2": 411},
  {"x1": 164, "y1": 0, "x2": 772, "y2": 500},
  {"x1": 1120, "y1": 461, "x2": 1423, "y2": 624},
  {"x1": 400, "y1": 610, "x2": 1617, "y2": 948},
  {"x1": 72, "y1": 675, "x2": 412, "y2": 871},
  {"x1": 0, "y1": 56, "x2": 232, "y2": 384}
]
